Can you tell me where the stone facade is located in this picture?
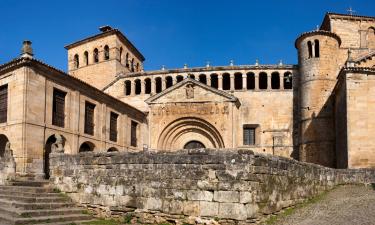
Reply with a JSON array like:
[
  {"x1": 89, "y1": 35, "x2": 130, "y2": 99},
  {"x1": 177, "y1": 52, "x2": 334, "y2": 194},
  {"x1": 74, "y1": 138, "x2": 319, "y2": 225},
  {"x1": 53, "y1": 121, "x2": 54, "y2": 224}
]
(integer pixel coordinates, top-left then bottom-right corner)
[{"x1": 49, "y1": 149, "x2": 375, "y2": 224}]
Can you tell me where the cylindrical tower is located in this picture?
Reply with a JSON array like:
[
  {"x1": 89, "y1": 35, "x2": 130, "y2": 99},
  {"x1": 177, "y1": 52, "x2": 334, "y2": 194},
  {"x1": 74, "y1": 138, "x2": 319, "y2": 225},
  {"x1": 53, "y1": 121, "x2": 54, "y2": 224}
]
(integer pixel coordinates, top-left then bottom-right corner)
[{"x1": 295, "y1": 31, "x2": 341, "y2": 167}]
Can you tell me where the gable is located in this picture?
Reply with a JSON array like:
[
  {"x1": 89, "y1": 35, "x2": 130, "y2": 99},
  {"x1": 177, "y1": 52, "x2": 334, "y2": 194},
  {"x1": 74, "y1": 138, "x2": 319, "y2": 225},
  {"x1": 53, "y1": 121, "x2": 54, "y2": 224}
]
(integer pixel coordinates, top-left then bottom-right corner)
[{"x1": 145, "y1": 78, "x2": 238, "y2": 104}]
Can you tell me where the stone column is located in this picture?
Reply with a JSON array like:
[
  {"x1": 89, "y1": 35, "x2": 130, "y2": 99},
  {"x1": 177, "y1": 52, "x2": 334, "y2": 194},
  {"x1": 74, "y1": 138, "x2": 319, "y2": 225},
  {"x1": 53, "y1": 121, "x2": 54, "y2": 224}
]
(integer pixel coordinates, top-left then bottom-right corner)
[
  {"x1": 267, "y1": 73, "x2": 271, "y2": 90},
  {"x1": 141, "y1": 79, "x2": 146, "y2": 94},
  {"x1": 131, "y1": 80, "x2": 136, "y2": 96},
  {"x1": 230, "y1": 74, "x2": 235, "y2": 91},
  {"x1": 207, "y1": 76, "x2": 211, "y2": 87},
  {"x1": 218, "y1": 74, "x2": 223, "y2": 90},
  {"x1": 151, "y1": 78, "x2": 156, "y2": 94},
  {"x1": 162, "y1": 77, "x2": 166, "y2": 91},
  {"x1": 173, "y1": 77, "x2": 177, "y2": 85},
  {"x1": 255, "y1": 72, "x2": 259, "y2": 90},
  {"x1": 242, "y1": 74, "x2": 247, "y2": 90},
  {"x1": 280, "y1": 72, "x2": 284, "y2": 90}
]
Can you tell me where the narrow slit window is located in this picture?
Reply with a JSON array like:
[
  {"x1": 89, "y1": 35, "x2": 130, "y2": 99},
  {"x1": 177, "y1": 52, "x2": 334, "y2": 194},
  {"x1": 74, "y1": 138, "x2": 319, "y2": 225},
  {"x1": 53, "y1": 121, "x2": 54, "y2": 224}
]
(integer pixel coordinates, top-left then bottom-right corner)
[
  {"x1": 84, "y1": 102, "x2": 95, "y2": 135},
  {"x1": 109, "y1": 112, "x2": 118, "y2": 142},
  {"x1": 52, "y1": 88, "x2": 66, "y2": 127},
  {"x1": 0, "y1": 85, "x2": 8, "y2": 123}
]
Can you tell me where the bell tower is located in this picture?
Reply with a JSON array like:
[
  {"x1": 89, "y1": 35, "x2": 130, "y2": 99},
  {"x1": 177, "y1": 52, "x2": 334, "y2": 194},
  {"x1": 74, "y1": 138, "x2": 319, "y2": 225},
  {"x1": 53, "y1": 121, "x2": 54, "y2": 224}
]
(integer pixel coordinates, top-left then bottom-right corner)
[{"x1": 65, "y1": 26, "x2": 145, "y2": 90}]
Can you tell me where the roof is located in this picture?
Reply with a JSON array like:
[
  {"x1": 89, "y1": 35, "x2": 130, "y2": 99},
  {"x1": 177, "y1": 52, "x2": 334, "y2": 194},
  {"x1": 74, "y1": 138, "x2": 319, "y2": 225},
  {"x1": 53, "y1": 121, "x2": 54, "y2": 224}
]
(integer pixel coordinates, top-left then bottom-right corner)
[
  {"x1": 354, "y1": 51, "x2": 375, "y2": 63},
  {"x1": 0, "y1": 57, "x2": 147, "y2": 119},
  {"x1": 64, "y1": 28, "x2": 145, "y2": 61},
  {"x1": 295, "y1": 30, "x2": 341, "y2": 49},
  {"x1": 321, "y1": 12, "x2": 375, "y2": 31},
  {"x1": 145, "y1": 77, "x2": 239, "y2": 105}
]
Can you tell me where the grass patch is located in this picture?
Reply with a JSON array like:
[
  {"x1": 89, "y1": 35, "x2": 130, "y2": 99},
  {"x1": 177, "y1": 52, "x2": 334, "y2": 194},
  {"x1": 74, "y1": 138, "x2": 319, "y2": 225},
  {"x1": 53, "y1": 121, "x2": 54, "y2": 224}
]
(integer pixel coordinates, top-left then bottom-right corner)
[
  {"x1": 123, "y1": 213, "x2": 133, "y2": 224},
  {"x1": 262, "y1": 188, "x2": 332, "y2": 225},
  {"x1": 82, "y1": 219, "x2": 121, "y2": 225}
]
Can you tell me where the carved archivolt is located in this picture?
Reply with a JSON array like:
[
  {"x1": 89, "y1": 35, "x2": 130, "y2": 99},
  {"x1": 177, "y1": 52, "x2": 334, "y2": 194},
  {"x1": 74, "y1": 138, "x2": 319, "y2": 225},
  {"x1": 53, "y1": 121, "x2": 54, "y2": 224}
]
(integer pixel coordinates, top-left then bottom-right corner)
[{"x1": 157, "y1": 117, "x2": 224, "y2": 150}]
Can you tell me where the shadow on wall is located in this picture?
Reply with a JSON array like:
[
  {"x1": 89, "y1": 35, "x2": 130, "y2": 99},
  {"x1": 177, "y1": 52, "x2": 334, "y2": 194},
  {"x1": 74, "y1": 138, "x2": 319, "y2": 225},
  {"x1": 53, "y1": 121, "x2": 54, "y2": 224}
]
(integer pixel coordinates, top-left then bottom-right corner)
[{"x1": 301, "y1": 95, "x2": 338, "y2": 168}]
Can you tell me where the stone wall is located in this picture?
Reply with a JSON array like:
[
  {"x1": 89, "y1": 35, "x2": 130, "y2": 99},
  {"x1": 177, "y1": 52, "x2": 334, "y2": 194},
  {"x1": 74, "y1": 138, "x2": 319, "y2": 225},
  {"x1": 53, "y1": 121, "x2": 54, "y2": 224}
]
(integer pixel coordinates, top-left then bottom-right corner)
[{"x1": 49, "y1": 149, "x2": 375, "y2": 224}]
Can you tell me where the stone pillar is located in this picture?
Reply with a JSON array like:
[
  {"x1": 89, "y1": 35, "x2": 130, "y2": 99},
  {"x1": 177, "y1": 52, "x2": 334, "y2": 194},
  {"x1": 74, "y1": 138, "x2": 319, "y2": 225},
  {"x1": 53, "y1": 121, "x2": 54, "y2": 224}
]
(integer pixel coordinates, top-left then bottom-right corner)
[
  {"x1": 141, "y1": 79, "x2": 146, "y2": 94},
  {"x1": 280, "y1": 72, "x2": 284, "y2": 90},
  {"x1": 255, "y1": 72, "x2": 259, "y2": 90},
  {"x1": 267, "y1": 73, "x2": 271, "y2": 90},
  {"x1": 242, "y1": 74, "x2": 247, "y2": 90},
  {"x1": 207, "y1": 77, "x2": 211, "y2": 87},
  {"x1": 230, "y1": 74, "x2": 235, "y2": 91},
  {"x1": 151, "y1": 79, "x2": 156, "y2": 94},
  {"x1": 218, "y1": 74, "x2": 223, "y2": 90},
  {"x1": 162, "y1": 77, "x2": 166, "y2": 91},
  {"x1": 173, "y1": 77, "x2": 177, "y2": 85},
  {"x1": 131, "y1": 80, "x2": 136, "y2": 96}
]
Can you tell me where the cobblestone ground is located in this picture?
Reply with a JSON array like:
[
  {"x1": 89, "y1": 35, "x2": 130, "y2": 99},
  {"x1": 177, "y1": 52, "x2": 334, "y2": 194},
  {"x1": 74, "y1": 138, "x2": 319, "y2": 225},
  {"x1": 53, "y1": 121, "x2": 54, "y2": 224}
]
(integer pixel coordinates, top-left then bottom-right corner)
[{"x1": 274, "y1": 185, "x2": 375, "y2": 225}]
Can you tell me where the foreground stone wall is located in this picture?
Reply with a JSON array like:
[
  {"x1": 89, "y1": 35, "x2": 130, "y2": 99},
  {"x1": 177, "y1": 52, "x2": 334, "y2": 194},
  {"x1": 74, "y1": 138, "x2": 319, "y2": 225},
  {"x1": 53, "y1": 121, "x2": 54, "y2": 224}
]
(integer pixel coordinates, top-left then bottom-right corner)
[{"x1": 49, "y1": 149, "x2": 375, "y2": 224}]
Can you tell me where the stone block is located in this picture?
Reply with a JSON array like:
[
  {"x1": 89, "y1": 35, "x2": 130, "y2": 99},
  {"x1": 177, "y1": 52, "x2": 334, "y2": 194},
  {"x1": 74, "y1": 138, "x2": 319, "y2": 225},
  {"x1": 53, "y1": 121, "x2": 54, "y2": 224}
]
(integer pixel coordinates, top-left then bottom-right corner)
[
  {"x1": 245, "y1": 203, "x2": 259, "y2": 218},
  {"x1": 239, "y1": 192, "x2": 253, "y2": 203},
  {"x1": 183, "y1": 201, "x2": 200, "y2": 216},
  {"x1": 218, "y1": 203, "x2": 247, "y2": 220},
  {"x1": 214, "y1": 191, "x2": 239, "y2": 203},
  {"x1": 187, "y1": 190, "x2": 213, "y2": 201},
  {"x1": 199, "y1": 201, "x2": 219, "y2": 217}
]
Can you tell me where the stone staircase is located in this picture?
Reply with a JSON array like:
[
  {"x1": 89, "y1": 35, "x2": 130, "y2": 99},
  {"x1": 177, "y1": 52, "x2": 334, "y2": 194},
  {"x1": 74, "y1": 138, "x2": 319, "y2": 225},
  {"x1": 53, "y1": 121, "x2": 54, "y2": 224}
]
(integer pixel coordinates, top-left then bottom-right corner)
[{"x1": 0, "y1": 177, "x2": 95, "y2": 225}]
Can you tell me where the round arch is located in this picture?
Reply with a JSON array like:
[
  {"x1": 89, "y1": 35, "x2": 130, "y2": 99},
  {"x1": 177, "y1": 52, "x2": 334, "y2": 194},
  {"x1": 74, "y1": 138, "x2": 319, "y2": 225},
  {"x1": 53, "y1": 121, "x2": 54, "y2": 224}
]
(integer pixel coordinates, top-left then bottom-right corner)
[
  {"x1": 157, "y1": 117, "x2": 225, "y2": 150},
  {"x1": 79, "y1": 141, "x2": 95, "y2": 153},
  {"x1": 0, "y1": 134, "x2": 9, "y2": 157},
  {"x1": 107, "y1": 147, "x2": 119, "y2": 152}
]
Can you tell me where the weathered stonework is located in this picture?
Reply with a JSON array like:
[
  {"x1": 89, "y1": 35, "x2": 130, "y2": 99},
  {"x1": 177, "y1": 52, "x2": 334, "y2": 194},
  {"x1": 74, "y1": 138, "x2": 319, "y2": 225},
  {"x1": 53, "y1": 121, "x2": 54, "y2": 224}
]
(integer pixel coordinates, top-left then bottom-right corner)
[{"x1": 50, "y1": 149, "x2": 375, "y2": 224}]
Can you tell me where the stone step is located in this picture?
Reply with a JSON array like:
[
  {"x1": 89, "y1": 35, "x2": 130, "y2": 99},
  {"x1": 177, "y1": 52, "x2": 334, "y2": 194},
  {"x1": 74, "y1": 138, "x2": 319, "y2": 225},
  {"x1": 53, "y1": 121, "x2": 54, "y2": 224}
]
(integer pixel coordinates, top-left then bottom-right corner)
[
  {"x1": 0, "y1": 199, "x2": 74, "y2": 210},
  {"x1": 0, "y1": 194, "x2": 70, "y2": 204},
  {"x1": 10, "y1": 180, "x2": 50, "y2": 187},
  {"x1": 0, "y1": 185, "x2": 54, "y2": 194},
  {"x1": 17, "y1": 207, "x2": 86, "y2": 218},
  {"x1": 0, "y1": 189, "x2": 61, "y2": 198},
  {"x1": 31, "y1": 219, "x2": 98, "y2": 225},
  {"x1": 0, "y1": 213, "x2": 92, "y2": 225}
]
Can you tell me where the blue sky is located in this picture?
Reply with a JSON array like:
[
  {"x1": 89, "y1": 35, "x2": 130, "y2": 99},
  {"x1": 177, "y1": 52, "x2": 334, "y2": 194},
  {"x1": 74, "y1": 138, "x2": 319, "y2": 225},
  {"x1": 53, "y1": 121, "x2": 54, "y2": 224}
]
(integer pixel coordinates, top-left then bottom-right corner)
[{"x1": 0, "y1": 0, "x2": 374, "y2": 71}]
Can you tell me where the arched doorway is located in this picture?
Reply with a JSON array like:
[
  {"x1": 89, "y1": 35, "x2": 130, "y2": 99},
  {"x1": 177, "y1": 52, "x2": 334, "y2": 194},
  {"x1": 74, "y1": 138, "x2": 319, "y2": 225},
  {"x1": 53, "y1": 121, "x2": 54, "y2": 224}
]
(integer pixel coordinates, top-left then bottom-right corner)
[
  {"x1": 44, "y1": 135, "x2": 56, "y2": 179},
  {"x1": 184, "y1": 141, "x2": 205, "y2": 149},
  {"x1": 0, "y1": 134, "x2": 9, "y2": 157},
  {"x1": 157, "y1": 117, "x2": 224, "y2": 150},
  {"x1": 107, "y1": 147, "x2": 118, "y2": 152},
  {"x1": 79, "y1": 141, "x2": 95, "y2": 153}
]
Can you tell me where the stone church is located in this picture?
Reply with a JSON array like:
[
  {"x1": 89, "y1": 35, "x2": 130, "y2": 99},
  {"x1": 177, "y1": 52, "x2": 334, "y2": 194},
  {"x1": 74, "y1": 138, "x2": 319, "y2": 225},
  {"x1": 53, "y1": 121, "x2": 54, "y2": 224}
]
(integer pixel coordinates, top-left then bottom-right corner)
[{"x1": 0, "y1": 12, "x2": 374, "y2": 178}]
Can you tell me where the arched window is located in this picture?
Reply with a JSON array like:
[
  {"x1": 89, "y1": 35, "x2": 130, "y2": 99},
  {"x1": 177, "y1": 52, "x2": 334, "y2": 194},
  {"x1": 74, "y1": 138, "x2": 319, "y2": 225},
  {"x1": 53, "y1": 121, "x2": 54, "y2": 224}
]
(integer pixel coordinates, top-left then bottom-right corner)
[
  {"x1": 79, "y1": 141, "x2": 95, "y2": 153},
  {"x1": 176, "y1": 75, "x2": 183, "y2": 83},
  {"x1": 125, "y1": 80, "x2": 131, "y2": 96},
  {"x1": 199, "y1": 74, "x2": 207, "y2": 84},
  {"x1": 74, "y1": 54, "x2": 79, "y2": 69},
  {"x1": 271, "y1": 72, "x2": 280, "y2": 89},
  {"x1": 125, "y1": 53, "x2": 129, "y2": 68},
  {"x1": 93, "y1": 48, "x2": 99, "y2": 63},
  {"x1": 155, "y1": 77, "x2": 162, "y2": 93},
  {"x1": 145, "y1": 78, "x2": 151, "y2": 94},
  {"x1": 307, "y1": 41, "x2": 313, "y2": 59},
  {"x1": 107, "y1": 147, "x2": 118, "y2": 152},
  {"x1": 222, "y1": 73, "x2": 230, "y2": 90},
  {"x1": 259, "y1": 72, "x2": 268, "y2": 89},
  {"x1": 189, "y1": 74, "x2": 195, "y2": 80},
  {"x1": 135, "y1": 79, "x2": 141, "y2": 95},
  {"x1": 246, "y1": 72, "x2": 255, "y2": 90},
  {"x1": 84, "y1": 51, "x2": 89, "y2": 66},
  {"x1": 314, "y1": 40, "x2": 320, "y2": 58},
  {"x1": 166, "y1": 76, "x2": 173, "y2": 88},
  {"x1": 131, "y1": 58, "x2": 135, "y2": 72},
  {"x1": 119, "y1": 47, "x2": 123, "y2": 64},
  {"x1": 284, "y1": 72, "x2": 293, "y2": 89},
  {"x1": 234, "y1": 73, "x2": 243, "y2": 90},
  {"x1": 104, "y1": 45, "x2": 110, "y2": 60},
  {"x1": 210, "y1": 74, "x2": 218, "y2": 88}
]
